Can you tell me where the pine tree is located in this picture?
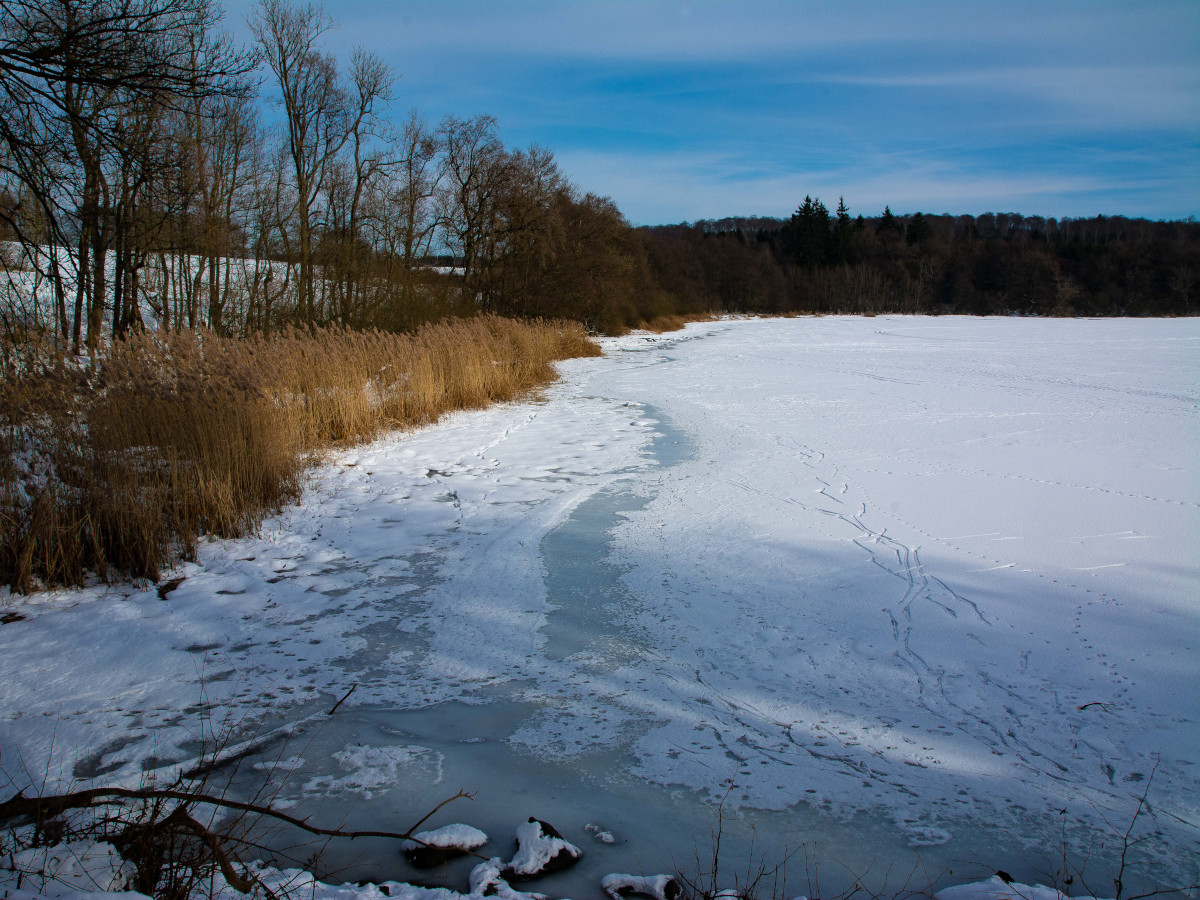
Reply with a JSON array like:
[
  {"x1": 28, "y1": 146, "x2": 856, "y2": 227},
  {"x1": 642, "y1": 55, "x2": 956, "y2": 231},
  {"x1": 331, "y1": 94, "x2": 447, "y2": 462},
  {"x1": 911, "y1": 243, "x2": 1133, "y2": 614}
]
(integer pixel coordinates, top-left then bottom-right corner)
[
  {"x1": 782, "y1": 195, "x2": 832, "y2": 269},
  {"x1": 907, "y1": 211, "x2": 932, "y2": 245},
  {"x1": 833, "y1": 196, "x2": 853, "y2": 264},
  {"x1": 877, "y1": 205, "x2": 901, "y2": 241}
]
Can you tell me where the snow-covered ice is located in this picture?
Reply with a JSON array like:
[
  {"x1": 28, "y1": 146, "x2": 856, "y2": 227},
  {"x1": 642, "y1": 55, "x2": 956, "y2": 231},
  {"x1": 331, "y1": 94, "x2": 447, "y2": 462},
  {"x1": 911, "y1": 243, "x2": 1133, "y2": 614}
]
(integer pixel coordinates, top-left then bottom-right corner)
[{"x1": 1, "y1": 316, "x2": 1196, "y2": 897}]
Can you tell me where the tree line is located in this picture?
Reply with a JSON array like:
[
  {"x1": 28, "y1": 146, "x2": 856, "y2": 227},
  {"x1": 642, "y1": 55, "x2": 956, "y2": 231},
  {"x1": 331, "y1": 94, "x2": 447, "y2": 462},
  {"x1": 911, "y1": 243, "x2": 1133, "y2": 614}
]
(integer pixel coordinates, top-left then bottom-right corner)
[
  {"x1": 1, "y1": 0, "x2": 1195, "y2": 355},
  {"x1": 642, "y1": 201, "x2": 1199, "y2": 318},
  {"x1": 0, "y1": 0, "x2": 674, "y2": 351}
]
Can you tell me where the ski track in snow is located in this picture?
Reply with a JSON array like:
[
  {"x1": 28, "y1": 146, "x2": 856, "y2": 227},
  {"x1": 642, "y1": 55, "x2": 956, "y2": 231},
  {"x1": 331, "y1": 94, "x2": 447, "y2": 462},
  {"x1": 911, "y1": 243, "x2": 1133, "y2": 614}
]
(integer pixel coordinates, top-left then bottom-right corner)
[{"x1": 0, "y1": 316, "x2": 1197, "y2": 889}]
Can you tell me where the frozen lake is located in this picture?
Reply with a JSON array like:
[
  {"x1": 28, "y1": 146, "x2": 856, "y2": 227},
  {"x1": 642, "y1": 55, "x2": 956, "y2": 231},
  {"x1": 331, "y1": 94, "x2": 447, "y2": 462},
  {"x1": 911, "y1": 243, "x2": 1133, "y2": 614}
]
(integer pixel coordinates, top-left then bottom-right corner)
[{"x1": 2, "y1": 316, "x2": 1197, "y2": 897}]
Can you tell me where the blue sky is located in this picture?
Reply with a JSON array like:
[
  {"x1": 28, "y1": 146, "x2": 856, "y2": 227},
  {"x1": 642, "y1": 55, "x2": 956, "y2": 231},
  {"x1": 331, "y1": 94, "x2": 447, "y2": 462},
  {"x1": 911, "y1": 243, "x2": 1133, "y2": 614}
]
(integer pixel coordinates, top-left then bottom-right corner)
[{"x1": 223, "y1": 0, "x2": 1200, "y2": 225}]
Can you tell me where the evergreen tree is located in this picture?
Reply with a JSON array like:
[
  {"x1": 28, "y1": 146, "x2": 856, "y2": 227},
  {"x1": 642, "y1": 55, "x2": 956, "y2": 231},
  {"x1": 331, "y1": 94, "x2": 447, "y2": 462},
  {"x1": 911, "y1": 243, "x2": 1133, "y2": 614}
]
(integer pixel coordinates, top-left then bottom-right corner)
[
  {"x1": 833, "y1": 196, "x2": 853, "y2": 263},
  {"x1": 907, "y1": 211, "x2": 932, "y2": 245},
  {"x1": 877, "y1": 205, "x2": 900, "y2": 238},
  {"x1": 782, "y1": 195, "x2": 832, "y2": 269}
]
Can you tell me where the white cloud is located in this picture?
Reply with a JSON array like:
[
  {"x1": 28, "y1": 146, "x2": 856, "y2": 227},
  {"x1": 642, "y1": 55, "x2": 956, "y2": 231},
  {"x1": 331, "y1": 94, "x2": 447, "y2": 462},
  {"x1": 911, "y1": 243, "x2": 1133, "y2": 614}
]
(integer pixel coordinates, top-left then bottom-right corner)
[
  {"x1": 556, "y1": 147, "x2": 1198, "y2": 223},
  {"x1": 327, "y1": 0, "x2": 1197, "y2": 66},
  {"x1": 814, "y1": 64, "x2": 1199, "y2": 132},
  {"x1": 221, "y1": 0, "x2": 1200, "y2": 221}
]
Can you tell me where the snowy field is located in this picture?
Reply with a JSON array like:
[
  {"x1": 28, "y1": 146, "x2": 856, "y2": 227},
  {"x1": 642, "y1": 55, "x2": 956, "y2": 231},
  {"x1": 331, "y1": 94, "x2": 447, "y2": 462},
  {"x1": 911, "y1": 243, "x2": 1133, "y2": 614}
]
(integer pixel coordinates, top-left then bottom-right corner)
[{"x1": 1, "y1": 316, "x2": 1197, "y2": 897}]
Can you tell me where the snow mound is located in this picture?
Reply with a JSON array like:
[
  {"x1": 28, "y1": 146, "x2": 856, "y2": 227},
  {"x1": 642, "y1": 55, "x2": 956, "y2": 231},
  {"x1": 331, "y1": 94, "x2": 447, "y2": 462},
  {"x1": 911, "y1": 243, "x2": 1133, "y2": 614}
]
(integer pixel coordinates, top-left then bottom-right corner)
[
  {"x1": 468, "y1": 857, "x2": 548, "y2": 900},
  {"x1": 504, "y1": 818, "x2": 582, "y2": 880},
  {"x1": 586, "y1": 823, "x2": 616, "y2": 844},
  {"x1": 602, "y1": 873, "x2": 681, "y2": 900},
  {"x1": 402, "y1": 824, "x2": 489, "y2": 868},
  {"x1": 403, "y1": 824, "x2": 489, "y2": 851}
]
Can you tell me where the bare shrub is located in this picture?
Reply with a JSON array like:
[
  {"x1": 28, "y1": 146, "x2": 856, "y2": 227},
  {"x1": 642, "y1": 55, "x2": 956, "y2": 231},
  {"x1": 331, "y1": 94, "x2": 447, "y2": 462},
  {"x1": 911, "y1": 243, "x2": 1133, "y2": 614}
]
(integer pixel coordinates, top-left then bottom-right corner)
[{"x1": 0, "y1": 738, "x2": 472, "y2": 900}]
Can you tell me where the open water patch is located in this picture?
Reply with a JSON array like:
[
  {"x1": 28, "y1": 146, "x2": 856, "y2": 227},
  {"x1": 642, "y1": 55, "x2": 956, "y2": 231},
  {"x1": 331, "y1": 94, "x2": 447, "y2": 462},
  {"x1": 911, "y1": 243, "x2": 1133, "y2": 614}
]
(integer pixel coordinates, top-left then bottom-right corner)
[{"x1": 538, "y1": 404, "x2": 690, "y2": 664}]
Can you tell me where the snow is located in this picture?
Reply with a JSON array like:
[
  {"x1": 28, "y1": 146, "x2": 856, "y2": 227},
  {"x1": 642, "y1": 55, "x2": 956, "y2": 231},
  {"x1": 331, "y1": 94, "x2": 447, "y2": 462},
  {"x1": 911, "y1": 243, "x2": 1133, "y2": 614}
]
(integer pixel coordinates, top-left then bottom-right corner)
[
  {"x1": 304, "y1": 744, "x2": 444, "y2": 799},
  {"x1": 0, "y1": 242, "x2": 291, "y2": 336},
  {"x1": 584, "y1": 824, "x2": 616, "y2": 844},
  {"x1": 935, "y1": 876, "x2": 1110, "y2": 900},
  {"x1": 0, "y1": 842, "x2": 132, "y2": 896},
  {"x1": 506, "y1": 820, "x2": 582, "y2": 878},
  {"x1": 1, "y1": 316, "x2": 1197, "y2": 898},
  {"x1": 601, "y1": 873, "x2": 679, "y2": 900},
  {"x1": 0, "y1": 860, "x2": 1115, "y2": 900},
  {"x1": 402, "y1": 824, "x2": 489, "y2": 852},
  {"x1": 466, "y1": 858, "x2": 547, "y2": 900}
]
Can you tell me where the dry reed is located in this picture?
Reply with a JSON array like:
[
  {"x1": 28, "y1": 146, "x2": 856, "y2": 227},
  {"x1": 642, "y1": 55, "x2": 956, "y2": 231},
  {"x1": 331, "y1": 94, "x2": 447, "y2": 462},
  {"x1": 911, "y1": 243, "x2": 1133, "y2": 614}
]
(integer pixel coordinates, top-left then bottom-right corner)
[
  {"x1": 638, "y1": 313, "x2": 716, "y2": 334},
  {"x1": 0, "y1": 316, "x2": 600, "y2": 593}
]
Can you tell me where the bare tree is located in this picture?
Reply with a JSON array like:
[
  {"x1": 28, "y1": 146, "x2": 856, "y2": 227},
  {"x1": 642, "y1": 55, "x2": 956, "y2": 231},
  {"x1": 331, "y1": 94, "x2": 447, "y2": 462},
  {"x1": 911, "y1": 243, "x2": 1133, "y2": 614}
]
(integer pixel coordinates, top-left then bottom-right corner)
[
  {"x1": 325, "y1": 47, "x2": 393, "y2": 325},
  {"x1": 393, "y1": 111, "x2": 443, "y2": 264},
  {"x1": 165, "y1": 88, "x2": 263, "y2": 335},
  {"x1": 0, "y1": 0, "x2": 252, "y2": 349},
  {"x1": 437, "y1": 114, "x2": 504, "y2": 303},
  {"x1": 373, "y1": 109, "x2": 444, "y2": 326},
  {"x1": 251, "y1": 0, "x2": 389, "y2": 324}
]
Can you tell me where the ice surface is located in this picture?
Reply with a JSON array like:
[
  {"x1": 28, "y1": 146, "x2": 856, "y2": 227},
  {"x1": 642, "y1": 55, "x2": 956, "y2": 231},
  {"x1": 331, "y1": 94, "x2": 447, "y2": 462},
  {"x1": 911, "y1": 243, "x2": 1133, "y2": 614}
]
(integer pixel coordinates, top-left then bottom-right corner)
[{"x1": 1, "y1": 317, "x2": 1196, "y2": 897}]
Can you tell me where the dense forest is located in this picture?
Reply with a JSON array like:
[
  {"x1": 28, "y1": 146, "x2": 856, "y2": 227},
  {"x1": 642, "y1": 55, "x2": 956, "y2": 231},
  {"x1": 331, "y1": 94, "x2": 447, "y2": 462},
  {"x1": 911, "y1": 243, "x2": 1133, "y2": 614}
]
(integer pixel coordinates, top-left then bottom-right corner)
[
  {"x1": 1, "y1": 0, "x2": 1196, "y2": 355},
  {"x1": 643, "y1": 203, "x2": 1200, "y2": 319}
]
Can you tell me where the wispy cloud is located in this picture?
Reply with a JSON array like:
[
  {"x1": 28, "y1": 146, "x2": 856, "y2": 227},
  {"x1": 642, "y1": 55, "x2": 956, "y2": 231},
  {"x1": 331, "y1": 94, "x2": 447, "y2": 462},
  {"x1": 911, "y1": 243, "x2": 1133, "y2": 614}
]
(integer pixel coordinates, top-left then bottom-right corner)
[
  {"x1": 328, "y1": 0, "x2": 1198, "y2": 65},
  {"x1": 558, "y1": 143, "x2": 1199, "y2": 224},
  {"x1": 221, "y1": 0, "x2": 1200, "y2": 221},
  {"x1": 813, "y1": 65, "x2": 1199, "y2": 131}
]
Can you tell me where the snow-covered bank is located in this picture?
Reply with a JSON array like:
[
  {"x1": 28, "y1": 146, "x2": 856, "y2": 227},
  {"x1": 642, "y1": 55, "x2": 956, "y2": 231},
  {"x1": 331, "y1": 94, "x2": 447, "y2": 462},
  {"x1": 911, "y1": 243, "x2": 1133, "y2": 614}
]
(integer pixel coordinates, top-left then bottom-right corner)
[
  {"x1": 2, "y1": 316, "x2": 1197, "y2": 897},
  {"x1": 0, "y1": 850, "x2": 1121, "y2": 900}
]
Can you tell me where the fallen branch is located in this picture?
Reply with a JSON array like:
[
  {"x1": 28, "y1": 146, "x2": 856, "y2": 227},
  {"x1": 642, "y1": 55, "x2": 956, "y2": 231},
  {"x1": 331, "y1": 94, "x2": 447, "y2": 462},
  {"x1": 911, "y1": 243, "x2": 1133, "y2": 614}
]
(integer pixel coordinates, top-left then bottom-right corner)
[
  {"x1": 0, "y1": 784, "x2": 473, "y2": 844},
  {"x1": 166, "y1": 806, "x2": 257, "y2": 894}
]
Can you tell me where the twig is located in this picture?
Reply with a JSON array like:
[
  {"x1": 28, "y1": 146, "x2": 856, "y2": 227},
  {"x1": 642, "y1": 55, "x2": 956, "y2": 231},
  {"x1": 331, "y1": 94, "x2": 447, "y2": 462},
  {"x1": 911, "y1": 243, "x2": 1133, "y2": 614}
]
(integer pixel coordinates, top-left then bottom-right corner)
[
  {"x1": 401, "y1": 788, "x2": 477, "y2": 839},
  {"x1": 327, "y1": 683, "x2": 357, "y2": 716},
  {"x1": 1113, "y1": 758, "x2": 1159, "y2": 900}
]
